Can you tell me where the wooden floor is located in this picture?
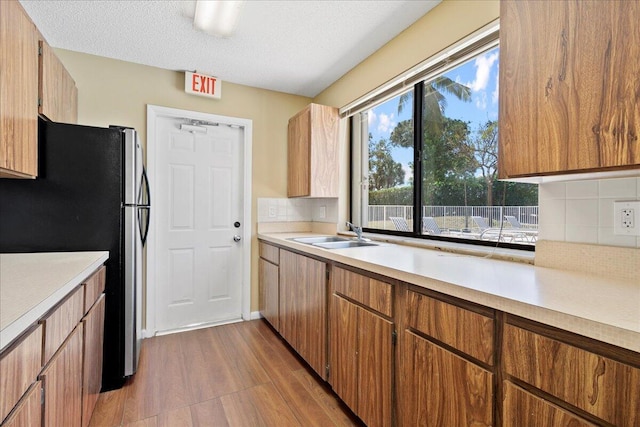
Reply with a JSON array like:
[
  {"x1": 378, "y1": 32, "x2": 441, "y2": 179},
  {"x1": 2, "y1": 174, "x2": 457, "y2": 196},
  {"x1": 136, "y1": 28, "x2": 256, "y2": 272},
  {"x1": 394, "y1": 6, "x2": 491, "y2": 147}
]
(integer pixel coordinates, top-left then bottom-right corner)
[{"x1": 88, "y1": 320, "x2": 363, "y2": 427}]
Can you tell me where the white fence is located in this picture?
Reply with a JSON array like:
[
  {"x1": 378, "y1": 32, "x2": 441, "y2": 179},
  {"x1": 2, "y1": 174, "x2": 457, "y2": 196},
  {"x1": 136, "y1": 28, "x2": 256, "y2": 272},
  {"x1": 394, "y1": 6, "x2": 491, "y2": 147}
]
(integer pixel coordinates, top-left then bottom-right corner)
[{"x1": 367, "y1": 205, "x2": 539, "y2": 231}]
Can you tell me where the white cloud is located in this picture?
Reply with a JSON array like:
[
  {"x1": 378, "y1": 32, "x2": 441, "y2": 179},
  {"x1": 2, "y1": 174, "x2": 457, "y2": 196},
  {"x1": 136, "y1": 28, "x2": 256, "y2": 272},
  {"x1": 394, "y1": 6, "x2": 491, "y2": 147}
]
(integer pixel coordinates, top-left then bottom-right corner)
[
  {"x1": 377, "y1": 112, "x2": 396, "y2": 134},
  {"x1": 492, "y1": 63, "x2": 499, "y2": 104},
  {"x1": 368, "y1": 110, "x2": 377, "y2": 126},
  {"x1": 467, "y1": 51, "x2": 499, "y2": 92},
  {"x1": 402, "y1": 163, "x2": 411, "y2": 185},
  {"x1": 475, "y1": 91, "x2": 488, "y2": 110}
]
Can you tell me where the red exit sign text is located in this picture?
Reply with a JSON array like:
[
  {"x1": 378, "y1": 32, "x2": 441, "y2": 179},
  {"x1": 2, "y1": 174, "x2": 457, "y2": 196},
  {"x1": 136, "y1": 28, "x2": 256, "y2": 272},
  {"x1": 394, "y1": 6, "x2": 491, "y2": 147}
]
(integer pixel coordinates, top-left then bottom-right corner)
[{"x1": 185, "y1": 72, "x2": 221, "y2": 99}]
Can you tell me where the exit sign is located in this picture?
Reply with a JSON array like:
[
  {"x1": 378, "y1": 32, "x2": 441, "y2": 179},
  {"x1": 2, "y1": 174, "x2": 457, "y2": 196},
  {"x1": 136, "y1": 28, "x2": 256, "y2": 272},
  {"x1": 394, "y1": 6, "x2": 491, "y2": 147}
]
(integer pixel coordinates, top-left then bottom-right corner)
[{"x1": 185, "y1": 71, "x2": 221, "y2": 99}]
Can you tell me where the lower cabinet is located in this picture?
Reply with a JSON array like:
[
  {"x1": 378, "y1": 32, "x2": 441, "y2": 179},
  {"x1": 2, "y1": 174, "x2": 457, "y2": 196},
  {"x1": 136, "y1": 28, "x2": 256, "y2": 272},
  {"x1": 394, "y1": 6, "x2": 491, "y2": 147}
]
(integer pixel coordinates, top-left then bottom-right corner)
[
  {"x1": 81, "y1": 295, "x2": 105, "y2": 427},
  {"x1": 1, "y1": 381, "x2": 42, "y2": 427},
  {"x1": 40, "y1": 324, "x2": 84, "y2": 427},
  {"x1": 329, "y1": 267, "x2": 394, "y2": 427},
  {"x1": 279, "y1": 249, "x2": 327, "y2": 378},
  {"x1": 502, "y1": 381, "x2": 596, "y2": 427},
  {"x1": 258, "y1": 257, "x2": 280, "y2": 331},
  {"x1": 399, "y1": 289, "x2": 494, "y2": 427}
]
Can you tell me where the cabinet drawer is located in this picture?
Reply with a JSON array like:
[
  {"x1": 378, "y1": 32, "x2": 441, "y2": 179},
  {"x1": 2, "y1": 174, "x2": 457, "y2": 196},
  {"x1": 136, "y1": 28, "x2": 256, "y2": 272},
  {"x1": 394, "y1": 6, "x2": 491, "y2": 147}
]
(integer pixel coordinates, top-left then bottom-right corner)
[
  {"x1": 259, "y1": 242, "x2": 279, "y2": 265},
  {"x1": 502, "y1": 381, "x2": 595, "y2": 427},
  {"x1": 332, "y1": 267, "x2": 392, "y2": 317},
  {"x1": 41, "y1": 286, "x2": 84, "y2": 365},
  {"x1": 406, "y1": 291, "x2": 494, "y2": 365},
  {"x1": 0, "y1": 325, "x2": 43, "y2": 423},
  {"x1": 503, "y1": 323, "x2": 640, "y2": 426},
  {"x1": 83, "y1": 266, "x2": 106, "y2": 313}
]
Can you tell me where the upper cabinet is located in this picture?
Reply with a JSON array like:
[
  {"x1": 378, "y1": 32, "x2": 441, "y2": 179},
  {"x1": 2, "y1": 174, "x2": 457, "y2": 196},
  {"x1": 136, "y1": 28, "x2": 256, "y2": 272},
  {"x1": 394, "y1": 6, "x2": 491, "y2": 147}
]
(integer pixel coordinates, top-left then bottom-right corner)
[
  {"x1": 0, "y1": 0, "x2": 77, "y2": 179},
  {"x1": 0, "y1": 0, "x2": 39, "y2": 178},
  {"x1": 287, "y1": 103, "x2": 339, "y2": 197},
  {"x1": 39, "y1": 39, "x2": 78, "y2": 124},
  {"x1": 499, "y1": 0, "x2": 640, "y2": 179}
]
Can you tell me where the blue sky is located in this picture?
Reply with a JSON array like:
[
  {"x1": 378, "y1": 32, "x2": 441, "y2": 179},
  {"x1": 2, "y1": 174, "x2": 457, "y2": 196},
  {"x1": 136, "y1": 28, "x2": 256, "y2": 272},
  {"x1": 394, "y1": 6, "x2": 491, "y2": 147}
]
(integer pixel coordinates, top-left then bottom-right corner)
[{"x1": 367, "y1": 47, "x2": 500, "y2": 184}]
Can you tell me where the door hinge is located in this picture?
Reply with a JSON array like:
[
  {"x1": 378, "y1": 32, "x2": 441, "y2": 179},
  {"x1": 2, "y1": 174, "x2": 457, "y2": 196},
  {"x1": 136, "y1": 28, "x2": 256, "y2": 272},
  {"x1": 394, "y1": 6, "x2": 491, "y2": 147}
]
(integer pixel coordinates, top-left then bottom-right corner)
[
  {"x1": 326, "y1": 269, "x2": 330, "y2": 282},
  {"x1": 41, "y1": 386, "x2": 45, "y2": 405},
  {"x1": 37, "y1": 97, "x2": 42, "y2": 107},
  {"x1": 392, "y1": 330, "x2": 397, "y2": 346},
  {"x1": 38, "y1": 45, "x2": 42, "y2": 56},
  {"x1": 325, "y1": 364, "x2": 330, "y2": 380}
]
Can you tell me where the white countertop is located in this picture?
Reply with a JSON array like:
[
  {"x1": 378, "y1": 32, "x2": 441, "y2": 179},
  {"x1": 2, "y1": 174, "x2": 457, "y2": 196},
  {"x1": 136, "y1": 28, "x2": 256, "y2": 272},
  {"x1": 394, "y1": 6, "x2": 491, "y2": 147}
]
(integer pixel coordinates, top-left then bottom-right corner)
[
  {"x1": 259, "y1": 232, "x2": 640, "y2": 353},
  {"x1": 0, "y1": 251, "x2": 109, "y2": 351}
]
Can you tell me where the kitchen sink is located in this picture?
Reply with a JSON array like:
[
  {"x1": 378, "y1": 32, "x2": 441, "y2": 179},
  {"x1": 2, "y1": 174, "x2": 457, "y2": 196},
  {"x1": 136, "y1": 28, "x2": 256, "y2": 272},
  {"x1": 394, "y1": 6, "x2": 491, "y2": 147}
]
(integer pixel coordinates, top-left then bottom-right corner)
[
  {"x1": 312, "y1": 241, "x2": 378, "y2": 249},
  {"x1": 290, "y1": 236, "x2": 350, "y2": 244}
]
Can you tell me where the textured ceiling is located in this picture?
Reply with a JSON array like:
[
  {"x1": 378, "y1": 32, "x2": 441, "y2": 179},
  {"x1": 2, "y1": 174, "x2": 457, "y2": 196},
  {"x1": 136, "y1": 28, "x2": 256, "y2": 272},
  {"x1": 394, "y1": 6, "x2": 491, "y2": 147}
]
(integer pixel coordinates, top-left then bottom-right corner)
[{"x1": 19, "y1": 0, "x2": 441, "y2": 97}]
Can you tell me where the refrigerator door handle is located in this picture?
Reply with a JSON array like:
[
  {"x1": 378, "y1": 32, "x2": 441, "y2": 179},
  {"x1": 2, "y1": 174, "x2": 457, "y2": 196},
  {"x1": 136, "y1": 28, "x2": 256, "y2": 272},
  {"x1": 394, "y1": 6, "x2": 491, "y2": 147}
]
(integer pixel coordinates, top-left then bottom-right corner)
[
  {"x1": 138, "y1": 166, "x2": 151, "y2": 207},
  {"x1": 138, "y1": 206, "x2": 150, "y2": 247}
]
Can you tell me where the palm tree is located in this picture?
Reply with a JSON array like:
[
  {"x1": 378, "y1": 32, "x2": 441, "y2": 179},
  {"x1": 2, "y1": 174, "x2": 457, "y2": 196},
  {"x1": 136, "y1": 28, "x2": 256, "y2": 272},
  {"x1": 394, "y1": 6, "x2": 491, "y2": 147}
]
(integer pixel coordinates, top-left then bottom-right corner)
[{"x1": 398, "y1": 76, "x2": 471, "y2": 135}]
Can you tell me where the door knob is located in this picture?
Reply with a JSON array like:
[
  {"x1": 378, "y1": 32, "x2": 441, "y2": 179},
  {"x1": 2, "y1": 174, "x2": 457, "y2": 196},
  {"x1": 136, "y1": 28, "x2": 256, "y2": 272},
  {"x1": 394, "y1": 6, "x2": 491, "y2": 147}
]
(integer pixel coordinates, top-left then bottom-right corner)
[{"x1": 233, "y1": 235, "x2": 241, "y2": 242}]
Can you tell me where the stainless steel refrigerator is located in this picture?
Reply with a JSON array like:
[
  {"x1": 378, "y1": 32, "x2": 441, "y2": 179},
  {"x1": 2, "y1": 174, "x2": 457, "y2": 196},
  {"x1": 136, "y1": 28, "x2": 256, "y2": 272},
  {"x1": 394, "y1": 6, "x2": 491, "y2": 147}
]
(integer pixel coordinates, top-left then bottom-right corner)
[{"x1": 0, "y1": 118, "x2": 150, "y2": 390}]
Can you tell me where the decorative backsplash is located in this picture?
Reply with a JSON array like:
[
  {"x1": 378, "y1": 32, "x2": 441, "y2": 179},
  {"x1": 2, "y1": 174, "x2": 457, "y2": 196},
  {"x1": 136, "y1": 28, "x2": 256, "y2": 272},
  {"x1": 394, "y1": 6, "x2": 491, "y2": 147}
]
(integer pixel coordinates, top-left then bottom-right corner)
[
  {"x1": 257, "y1": 197, "x2": 338, "y2": 224},
  {"x1": 538, "y1": 177, "x2": 640, "y2": 248}
]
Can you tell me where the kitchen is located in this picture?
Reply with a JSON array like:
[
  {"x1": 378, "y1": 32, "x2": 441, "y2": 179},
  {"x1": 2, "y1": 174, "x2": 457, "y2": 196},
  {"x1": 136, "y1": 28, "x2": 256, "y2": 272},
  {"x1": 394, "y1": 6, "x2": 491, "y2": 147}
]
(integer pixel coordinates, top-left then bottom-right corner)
[{"x1": 1, "y1": 0, "x2": 639, "y2": 426}]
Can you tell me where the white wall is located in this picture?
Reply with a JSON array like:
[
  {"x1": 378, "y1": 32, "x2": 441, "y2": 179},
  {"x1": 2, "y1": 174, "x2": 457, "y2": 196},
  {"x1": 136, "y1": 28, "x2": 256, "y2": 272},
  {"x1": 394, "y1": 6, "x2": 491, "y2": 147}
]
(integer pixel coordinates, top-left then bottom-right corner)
[{"x1": 539, "y1": 177, "x2": 640, "y2": 248}]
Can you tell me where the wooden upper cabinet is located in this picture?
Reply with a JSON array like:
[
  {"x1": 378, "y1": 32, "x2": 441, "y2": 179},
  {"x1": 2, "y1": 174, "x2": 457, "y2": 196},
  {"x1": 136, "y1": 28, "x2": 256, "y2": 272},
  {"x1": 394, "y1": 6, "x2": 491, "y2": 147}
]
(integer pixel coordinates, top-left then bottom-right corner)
[
  {"x1": 39, "y1": 38, "x2": 77, "y2": 124},
  {"x1": 287, "y1": 103, "x2": 339, "y2": 197},
  {"x1": 499, "y1": 0, "x2": 640, "y2": 178},
  {"x1": 0, "y1": 0, "x2": 39, "y2": 178}
]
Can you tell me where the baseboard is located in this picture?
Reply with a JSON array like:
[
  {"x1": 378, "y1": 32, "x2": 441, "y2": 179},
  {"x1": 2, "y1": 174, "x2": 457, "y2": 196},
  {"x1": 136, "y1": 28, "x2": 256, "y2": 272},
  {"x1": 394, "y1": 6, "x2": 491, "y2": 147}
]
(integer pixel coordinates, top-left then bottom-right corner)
[{"x1": 250, "y1": 311, "x2": 263, "y2": 320}]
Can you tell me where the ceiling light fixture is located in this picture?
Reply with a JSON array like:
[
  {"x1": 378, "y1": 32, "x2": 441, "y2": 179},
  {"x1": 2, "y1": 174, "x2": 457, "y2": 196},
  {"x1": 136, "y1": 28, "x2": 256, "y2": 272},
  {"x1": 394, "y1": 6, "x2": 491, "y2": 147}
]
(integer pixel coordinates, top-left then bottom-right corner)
[{"x1": 193, "y1": 0, "x2": 245, "y2": 38}]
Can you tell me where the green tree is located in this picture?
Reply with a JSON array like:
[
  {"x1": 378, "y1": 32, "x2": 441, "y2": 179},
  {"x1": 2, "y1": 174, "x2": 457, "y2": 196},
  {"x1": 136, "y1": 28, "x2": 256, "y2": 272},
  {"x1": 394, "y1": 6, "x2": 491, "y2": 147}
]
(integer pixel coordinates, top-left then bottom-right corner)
[
  {"x1": 368, "y1": 135, "x2": 405, "y2": 191},
  {"x1": 469, "y1": 120, "x2": 498, "y2": 206}
]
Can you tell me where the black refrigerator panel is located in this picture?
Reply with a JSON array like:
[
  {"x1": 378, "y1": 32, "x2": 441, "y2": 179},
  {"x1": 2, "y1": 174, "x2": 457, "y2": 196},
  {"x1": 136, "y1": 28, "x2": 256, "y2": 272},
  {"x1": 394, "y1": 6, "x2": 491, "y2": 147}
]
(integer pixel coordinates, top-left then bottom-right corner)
[{"x1": 0, "y1": 119, "x2": 127, "y2": 390}]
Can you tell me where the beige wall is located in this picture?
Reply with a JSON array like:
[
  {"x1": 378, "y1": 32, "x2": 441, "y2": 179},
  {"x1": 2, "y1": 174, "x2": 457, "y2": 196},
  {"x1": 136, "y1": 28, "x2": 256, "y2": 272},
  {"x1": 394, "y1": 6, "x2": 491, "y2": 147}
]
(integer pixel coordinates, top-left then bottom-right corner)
[{"x1": 55, "y1": 49, "x2": 311, "y2": 315}]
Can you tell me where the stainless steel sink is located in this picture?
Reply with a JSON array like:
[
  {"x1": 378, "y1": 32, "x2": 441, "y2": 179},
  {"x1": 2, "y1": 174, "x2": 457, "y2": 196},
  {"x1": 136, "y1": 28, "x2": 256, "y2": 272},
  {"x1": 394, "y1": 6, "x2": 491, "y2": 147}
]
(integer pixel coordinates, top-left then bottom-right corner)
[
  {"x1": 290, "y1": 236, "x2": 350, "y2": 244},
  {"x1": 312, "y1": 241, "x2": 378, "y2": 249}
]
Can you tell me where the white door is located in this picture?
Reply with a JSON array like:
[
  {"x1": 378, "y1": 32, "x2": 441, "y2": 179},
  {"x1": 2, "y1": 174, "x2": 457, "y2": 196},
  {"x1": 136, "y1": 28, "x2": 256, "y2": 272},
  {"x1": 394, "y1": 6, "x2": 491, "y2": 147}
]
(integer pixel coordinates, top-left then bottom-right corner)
[{"x1": 153, "y1": 115, "x2": 245, "y2": 333}]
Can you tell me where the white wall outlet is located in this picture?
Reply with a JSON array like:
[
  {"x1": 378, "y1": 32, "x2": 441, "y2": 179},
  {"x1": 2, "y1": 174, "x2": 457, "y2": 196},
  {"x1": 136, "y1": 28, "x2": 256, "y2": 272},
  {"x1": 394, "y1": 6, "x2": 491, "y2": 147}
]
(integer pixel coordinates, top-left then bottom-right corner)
[
  {"x1": 613, "y1": 201, "x2": 640, "y2": 236},
  {"x1": 319, "y1": 205, "x2": 326, "y2": 219},
  {"x1": 268, "y1": 206, "x2": 277, "y2": 218}
]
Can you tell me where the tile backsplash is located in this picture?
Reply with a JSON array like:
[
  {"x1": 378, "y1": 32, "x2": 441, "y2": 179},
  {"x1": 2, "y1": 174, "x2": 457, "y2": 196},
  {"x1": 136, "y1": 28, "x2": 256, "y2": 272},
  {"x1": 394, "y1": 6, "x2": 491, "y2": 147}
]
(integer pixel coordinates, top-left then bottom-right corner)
[
  {"x1": 539, "y1": 177, "x2": 640, "y2": 248},
  {"x1": 257, "y1": 198, "x2": 338, "y2": 224}
]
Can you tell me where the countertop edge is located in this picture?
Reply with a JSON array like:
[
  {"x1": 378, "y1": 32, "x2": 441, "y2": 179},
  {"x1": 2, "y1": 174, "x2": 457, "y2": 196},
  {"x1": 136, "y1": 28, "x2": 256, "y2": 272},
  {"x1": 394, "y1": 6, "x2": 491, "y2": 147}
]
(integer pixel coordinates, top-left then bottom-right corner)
[
  {"x1": 259, "y1": 233, "x2": 640, "y2": 353},
  {"x1": 0, "y1": 251, "x2": 109, "y2": 351}
]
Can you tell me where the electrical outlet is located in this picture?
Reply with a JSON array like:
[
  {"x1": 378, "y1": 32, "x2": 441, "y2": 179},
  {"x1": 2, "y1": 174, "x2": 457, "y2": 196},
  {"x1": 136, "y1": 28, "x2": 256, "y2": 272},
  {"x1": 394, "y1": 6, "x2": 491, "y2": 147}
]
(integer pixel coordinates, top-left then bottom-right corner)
[
  {"x1": 613, "y1": 201, "x2": 640, "y2": 236},
  {"x1": 268, "y1": 206, "x2": 277, "y2": 218},
  {"x1": 319, "y1": 206, "x2": 326, "y2": 219}
]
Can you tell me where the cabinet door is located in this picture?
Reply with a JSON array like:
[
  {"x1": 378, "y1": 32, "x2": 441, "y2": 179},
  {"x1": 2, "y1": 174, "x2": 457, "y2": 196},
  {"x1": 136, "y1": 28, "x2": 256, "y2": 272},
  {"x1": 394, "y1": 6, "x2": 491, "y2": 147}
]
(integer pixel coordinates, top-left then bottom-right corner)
[
  {"x1": 0, "y1": 0, "x2": 39, "y2": 178},
  {"x1": 39, "y1": 39, "x2": 78, "y2": 124},
  {"x1": 329, "y1": 294, "x2": 358, "y2": 411},
  {"x1": 278, "y1": 250, "x2": 299, "y2": 348},
  {"x1": 40, "y1": 324, "x2": 83, "y2": 427},
  {"x1": 499, "y1": 0, "x2": 640, "y2": 178},
  {"x1": 287, "y1": 106, "x2": 311, "y2": 197},
  {"x1": 81, "y1": 295, "x2": 105, "y2": 427},
  {"x1": 1, "y1": 381, "x2": 42, "y2": 427},
  {"x1": 357, "y1": 307, "x2": 393, "y2": 427},
  {"x1": 258, "y1": 258, "x2": 279, "y2": 331},
  {"x1": 297, "y1": 254, "x2": 326, "y2": 378},
  {"x1": 401, "y1": 330, "x2": 493, "y2": 427},
  {"x1": 503, "y1": 381, "x2": 595, "y2": 427}
]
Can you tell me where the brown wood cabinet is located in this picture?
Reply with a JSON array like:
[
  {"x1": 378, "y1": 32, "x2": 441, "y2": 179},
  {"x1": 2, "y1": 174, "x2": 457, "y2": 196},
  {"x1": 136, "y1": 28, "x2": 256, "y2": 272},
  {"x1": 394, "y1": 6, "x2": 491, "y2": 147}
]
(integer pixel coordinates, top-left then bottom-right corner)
[
  {"x1": 502, "y1": 318, "x2": 640, "y2": 426},
  {"x1": 258, "y1": 242, "x2": 280, "y2": 331},
  {"x1": 0, "y1": 325, "x2": 42, "y2": 423},
  {"x1": 81, "y1": 294, "x2": 105, "y2": 427},
  {"x1": 502, "y1": 381, "x2": 595, "y2": 427},
  {"x1": 1, "y1": 381, "x2": 42, "y2": 427},
  {"x1": 399, "y1": 289, "x2": 494, "y2": 427},
  {"x1": 40, "y1": 286, "x2": 84, "y2": 365},
  {"x1": 329, "y1": 267, "x2": 394, "y2": 427},
  {"x1": 499, "y1": 0, "x2": 640, "y2": 178},
  {"x1": 287, "y1": 103, "x2": 339, "y2": 197},
  {"x1": 40, "y1": 324, "x2": 83, "y2": 427},
  {"x1": 278, "y1": 249, "x2": 327, "y2": 378},
  {"x1": 0, "y1": 0, "x2": 39, "y2": 178},
  {"x1": 39, "y1": 39, "x2": 77, "y2": 124}
]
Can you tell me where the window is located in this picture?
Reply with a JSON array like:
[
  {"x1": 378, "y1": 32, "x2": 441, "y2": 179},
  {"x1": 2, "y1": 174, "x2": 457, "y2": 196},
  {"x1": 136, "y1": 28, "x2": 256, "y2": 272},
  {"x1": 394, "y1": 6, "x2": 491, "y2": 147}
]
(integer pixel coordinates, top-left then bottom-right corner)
[{"x1": 351, "y1": 43, "x2": 539, "y2": 249}]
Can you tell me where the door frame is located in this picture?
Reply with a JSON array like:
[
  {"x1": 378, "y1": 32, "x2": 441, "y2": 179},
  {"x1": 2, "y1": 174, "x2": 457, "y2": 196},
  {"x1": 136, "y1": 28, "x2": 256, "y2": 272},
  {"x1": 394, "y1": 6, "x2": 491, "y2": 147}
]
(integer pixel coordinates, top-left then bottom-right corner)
[{"x1": 145, "y1": 104, "x2": 253, "y2": 337}]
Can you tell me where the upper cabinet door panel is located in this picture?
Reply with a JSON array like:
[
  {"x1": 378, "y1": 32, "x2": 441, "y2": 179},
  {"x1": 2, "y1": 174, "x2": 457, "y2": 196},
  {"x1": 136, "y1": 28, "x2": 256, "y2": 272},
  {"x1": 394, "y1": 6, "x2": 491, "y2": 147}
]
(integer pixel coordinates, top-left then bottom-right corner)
[
  {"x1": 499, "y1": 0, "x2": 640, "y2": 178},
  {"x1": 0, "y1": 0, "x2": 39, "y2": 178},
  {"x1": 39, "y1": 39, "x2": 78, "y2": 124}
]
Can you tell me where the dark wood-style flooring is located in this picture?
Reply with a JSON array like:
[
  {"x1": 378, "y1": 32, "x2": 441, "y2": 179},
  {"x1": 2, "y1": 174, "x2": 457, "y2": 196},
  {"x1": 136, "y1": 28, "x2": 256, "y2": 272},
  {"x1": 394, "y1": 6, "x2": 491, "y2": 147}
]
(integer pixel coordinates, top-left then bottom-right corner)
[{"x1": 88, "y1": 320, "x2": 363, "y2": 426}]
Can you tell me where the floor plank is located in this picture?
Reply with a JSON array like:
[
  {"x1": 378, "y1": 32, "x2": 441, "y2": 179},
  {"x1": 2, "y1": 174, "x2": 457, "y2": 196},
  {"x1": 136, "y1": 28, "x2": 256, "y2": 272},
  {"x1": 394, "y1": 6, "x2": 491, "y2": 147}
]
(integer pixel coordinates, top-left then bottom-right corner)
[{"x1": 89, "y1": 320, "x2": 362, "y2": 427}]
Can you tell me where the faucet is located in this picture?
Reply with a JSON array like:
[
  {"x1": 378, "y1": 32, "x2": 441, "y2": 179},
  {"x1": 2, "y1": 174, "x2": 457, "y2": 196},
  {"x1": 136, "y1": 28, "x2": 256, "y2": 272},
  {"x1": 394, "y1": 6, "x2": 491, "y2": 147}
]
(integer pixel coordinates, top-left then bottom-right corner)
[{"x1": 346, "y1": 221, "x2": 363, "y2": 241}]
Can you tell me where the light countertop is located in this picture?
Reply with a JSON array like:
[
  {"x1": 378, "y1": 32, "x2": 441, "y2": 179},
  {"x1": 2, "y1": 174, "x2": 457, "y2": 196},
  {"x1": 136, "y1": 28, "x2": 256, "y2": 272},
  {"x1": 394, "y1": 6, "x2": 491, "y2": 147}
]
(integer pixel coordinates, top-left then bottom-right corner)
[
  {"x1": 259, "y1": 232, "x2": 640, "y2": 353},
  {"x1": 0, "y1": 251, "x2": 109, "y2": 351}
]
